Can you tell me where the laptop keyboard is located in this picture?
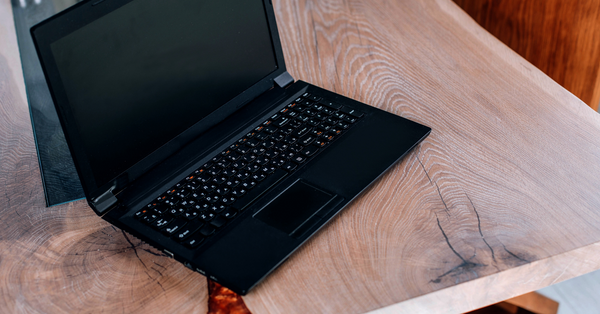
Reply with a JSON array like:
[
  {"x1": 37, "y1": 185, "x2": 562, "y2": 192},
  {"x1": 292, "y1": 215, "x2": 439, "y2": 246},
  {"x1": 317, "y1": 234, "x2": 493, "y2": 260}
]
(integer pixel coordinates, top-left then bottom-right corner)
[{"x1": 133, "y1": 92, "x2": 363, "y2": 249}]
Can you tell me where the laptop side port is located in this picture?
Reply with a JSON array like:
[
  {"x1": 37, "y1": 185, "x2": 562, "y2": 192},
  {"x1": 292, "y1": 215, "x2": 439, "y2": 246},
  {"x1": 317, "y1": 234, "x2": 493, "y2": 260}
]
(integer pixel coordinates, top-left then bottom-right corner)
[{"x1": 163, "y1": 249, "x2": 174, "y2": 258}]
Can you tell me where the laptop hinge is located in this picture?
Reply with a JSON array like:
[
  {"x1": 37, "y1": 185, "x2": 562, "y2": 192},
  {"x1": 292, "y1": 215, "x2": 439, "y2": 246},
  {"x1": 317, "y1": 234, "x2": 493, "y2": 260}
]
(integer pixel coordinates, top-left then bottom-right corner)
[
  {"x1": 92, "y1": 186, "x2": 118, "y2": 215},
  {"x1": 274, "y1": 71, "x2": 294, "y2": 89}
]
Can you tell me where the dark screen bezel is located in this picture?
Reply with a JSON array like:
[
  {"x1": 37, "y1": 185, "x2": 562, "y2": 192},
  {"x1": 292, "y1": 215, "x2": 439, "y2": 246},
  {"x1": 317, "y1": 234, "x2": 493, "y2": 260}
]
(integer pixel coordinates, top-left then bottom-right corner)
[{"x1": 30, "y1": 0, "x2": 287, "y2": 202}]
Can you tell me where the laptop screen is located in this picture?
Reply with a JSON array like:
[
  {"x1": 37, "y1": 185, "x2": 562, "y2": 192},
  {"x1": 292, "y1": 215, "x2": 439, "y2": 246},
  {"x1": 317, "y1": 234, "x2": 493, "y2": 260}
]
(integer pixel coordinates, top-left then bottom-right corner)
[{"x1": 48, "y1": 0, "x2": 278, "y2": 187}]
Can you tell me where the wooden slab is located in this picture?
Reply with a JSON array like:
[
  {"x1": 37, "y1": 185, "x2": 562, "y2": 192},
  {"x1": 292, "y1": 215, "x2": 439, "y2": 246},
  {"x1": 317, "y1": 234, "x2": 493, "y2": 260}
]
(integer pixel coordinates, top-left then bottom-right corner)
[
  {"x1": 454, "y1": 0, "x2": 600, "y2": 110},
  {"x1": 2, "y1": 0, "x2": 600, "y2": 313}
]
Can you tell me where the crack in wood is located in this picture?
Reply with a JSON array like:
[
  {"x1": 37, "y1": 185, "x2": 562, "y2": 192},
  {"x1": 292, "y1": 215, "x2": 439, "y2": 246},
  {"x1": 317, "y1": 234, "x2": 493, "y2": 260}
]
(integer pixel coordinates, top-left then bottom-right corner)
[
  {"x1": 416, "y1": 154, "x2": 451, "y2": 216},
  {"x1": 430, "y1": 214, "x2": 485, "y2": 284},
  {"x1": 465, "y1": 192, "x2": 497, "y2": 263},
  {"x1": 502, "y1": 244, "x2": 529, "y2": 263},
  {"x1": 121, "y1": 230, "x2": 149, "y2": 271}
]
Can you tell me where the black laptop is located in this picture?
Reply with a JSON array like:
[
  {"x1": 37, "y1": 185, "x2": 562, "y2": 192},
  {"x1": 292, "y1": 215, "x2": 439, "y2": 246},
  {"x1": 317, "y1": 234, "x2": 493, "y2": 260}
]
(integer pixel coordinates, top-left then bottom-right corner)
[{"x1": 31, "y1": 0, "x2": 431, "y2": 294}]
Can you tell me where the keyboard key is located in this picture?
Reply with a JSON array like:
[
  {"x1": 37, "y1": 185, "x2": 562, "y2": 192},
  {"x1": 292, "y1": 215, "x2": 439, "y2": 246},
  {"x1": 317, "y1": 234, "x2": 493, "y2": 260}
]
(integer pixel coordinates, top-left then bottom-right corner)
[
  {"x1": 222, "y1": 208, "x2": 238, "y2": 220},
  {"x1": 321, "y1": 134, "x2": 335, "y2": 141},
  {"x1": 336, "y1": 121, "x2": 350, "y2": 129},
  {"x1": 207, "y1": 166, "x2": 221, "y2": 176},
  {"x1": 231, "y1": 187, "x2": 247, "y2": 197},
  {"x1": 142, "y1": 213, "x2": 158, "y2": 224},
  {"x1": 162, "y1": 218, "x2": 186, "y2": 236},
  {"x1": 205, "y1": 194, "x2": 219, "y2": 204},
  {"x1": 216, "y1": 160, "x2": 231, "y2": 168},
  {"x1": 293, "y1": 125, "x2": 312, "y2": 137},
  {"x1": 340, "y1": 106, "x2": 364, "y2": 118},
  {"x1": 192, "y1": 191, "x2": 206, "y2": 200},
  {"x1": 333, "y1": 112, "x2": 346, "y2": 120},
  {"x1": 221, "y1": 195, "x2": 237, "y2": 205},
  {"x1": 320, "y1": 100, "x2": 342, "y2": 109},
  {"x1": 183, "y1": 209, "x2": 199, "y2": 220},
  {"x1": 152, "y1": 204, "x2": 169, "y2": 214},
  {"x1": 183, "y1": 233, "x2": 205, "y2": 249},
  {"x1": 173, "y1": 220, "x2": 204, "y2": 242},
  {"x1": 311, "y1": 103, "x2": 324, "y2": 111},
  {"x1": 245, "y1": 163, "x2": 261, "y2": 173},
  {"x1": 201, "y1": 184, "x2": 216, "y2": 193},
  {"x1": 290, "y1": 120, "x2": 302, "y2": 128},
  {"x1": 226, "y1": 151, "x2": 242, "y2": 161},
  {"x1": 197, "y1": 173, "x2": 211, "y2": 183},
  {"x1": 274, "y1": 116, "x2": 291, "y2": 127},
  {"x1": 302, "y1": 146, "x2": 320, "y2": 157},
  {"x1": 184, "y1": 181, "x2": 200, "y2": 190},
  {"x1": 261, "y1": 165, "x2": 277, "y2": 174},
  {"x1": 307, "y1": 118, "x2": 321, "y2": 127},
  {"x1": 291, "y1": 154, "x2": 307, "y2": 164},
  {"x1": 168, "y1": 207, "x2": 186, "y2": 217},
  {"x1": 199, "y1": 211, "x2": 216, "y2": 222},
  {"x1": 212, "y1": 176, "x2": 227, "y2": 185},
  {"x1": 210, "y1": 204, "x2": 227, "y2": 213},
  {"x1": 304, "y1": 109, "x2": 317, "y2": 117},
  {"x1": 224, "y1": 179, "x2": 241, "y2": 188},
  {"x1": 200, "y1": 225, "x2": 216, "y2": 237},
  {"x1": 175, "y1": 189, "x2": 190, "y2": 199},
  {"x1": 262, "y1": 139, "x2": 276, "y2": 149},
  {"x1": 323, "y1": 107, "x2": 337, "y2": 115},
  {"x1": 256, "y1": 156, "x2": 270, "y2": 165},
  {"x1": 221, "y1": 168, "x2": 237, "y2": 177},
  {"x1": 152, "y1": 217, "x2": 173, "y2": 230},
  {"x1": 241, "y1": 180, "x2": 257, "y2": 189},
  {"x1": 215, "y1": 187, "x2": 231, "y2": 196},
  {"x1": 299, "y1": 134, "x2": 317, "y2": 146},
  {"x1": 164, "y1": 196, "x2": 180, "y2": 207},
  {"x1": 282, "y1": 162, "x2": 297, "y2": 172},
  {"x1": 272, "y1": 157, "x2": 287, "y2": 167},
  {"x1": 246, "y1": 138, "x2": 260, "y2": 148},
  {"x1": 343, "y1": 116, "x2": 358, "y2": 123},
  {"x1": 264, "y1": 149, "x2": 280, "y2": 158},
  {"x1": 251, "y1": 172, "x2": 267, "y2": 182},
  {"x1": 134, "y1": 209, "x2": 148, "y2": 219},
  {"x1": 283, "y1": 135, "x2": 298, "y2": 145},
  {"x1": 264, "y1": 125, "x2": 278, "y2": 134},
  {"x1": 329, "y1": 127, "x2": 343, "y2": 135},
  {"x1": 255, "y1": 132, "x2": 269, "y2": 141},
  {"x1": 210, "y1": 216, "x2": 228, "y2": 229},
  {"x1": 281, "y1": 151, "x2": 296, "y2": 159},
  {"x1": 289, "y1": 143, "x2": 303, "y2": 153},
  {"x1": 235, "y1": 171, "x2": 250, "y2": 180},
  {"x1": 232, "y1": 160, "x2": 246, "y2": 169},
  {"x1": 243, "y1": 154, "x2": 257, "y2": 163}
]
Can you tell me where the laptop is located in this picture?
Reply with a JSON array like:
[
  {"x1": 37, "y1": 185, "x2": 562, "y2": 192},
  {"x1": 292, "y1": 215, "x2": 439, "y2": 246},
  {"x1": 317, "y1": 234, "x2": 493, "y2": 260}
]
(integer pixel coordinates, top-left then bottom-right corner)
[{"x1": 31, "y1": 0, "x2": 431, "y2": 294}]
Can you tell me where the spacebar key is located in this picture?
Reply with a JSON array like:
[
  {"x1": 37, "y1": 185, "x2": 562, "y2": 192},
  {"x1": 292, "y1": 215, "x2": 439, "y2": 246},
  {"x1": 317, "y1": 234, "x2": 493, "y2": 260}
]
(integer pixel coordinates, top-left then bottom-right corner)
[{"x1": 232, "y1": 169, "x2": 288, "y2": 211}]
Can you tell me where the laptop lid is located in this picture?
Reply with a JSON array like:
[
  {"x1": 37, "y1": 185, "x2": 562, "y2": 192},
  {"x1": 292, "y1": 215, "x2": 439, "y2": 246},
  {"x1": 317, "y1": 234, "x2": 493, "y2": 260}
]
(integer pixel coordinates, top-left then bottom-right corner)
[{"x1": 31, "y1": 0, "x2": 290, "y2": 212}]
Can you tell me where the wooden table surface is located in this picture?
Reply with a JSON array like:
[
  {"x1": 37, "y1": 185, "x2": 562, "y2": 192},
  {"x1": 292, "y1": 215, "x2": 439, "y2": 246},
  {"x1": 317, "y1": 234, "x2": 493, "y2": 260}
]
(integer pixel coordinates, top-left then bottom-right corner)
[{"x1": 2, "y1": 0, "x2": 600, "y2": 313}]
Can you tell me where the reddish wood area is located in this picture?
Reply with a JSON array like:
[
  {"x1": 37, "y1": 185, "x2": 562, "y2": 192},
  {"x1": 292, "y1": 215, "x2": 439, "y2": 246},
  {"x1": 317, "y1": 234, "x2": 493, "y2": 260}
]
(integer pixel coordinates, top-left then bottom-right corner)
[
  {"x1": 453, "y1": 0, "x2": 600, "y2": 110},
  {"x1": 208, "y1": 280, "x2": 252, "y2": 314},
  {"x1": 468, "y1": 292, "x2": 559, "y2": 314}
]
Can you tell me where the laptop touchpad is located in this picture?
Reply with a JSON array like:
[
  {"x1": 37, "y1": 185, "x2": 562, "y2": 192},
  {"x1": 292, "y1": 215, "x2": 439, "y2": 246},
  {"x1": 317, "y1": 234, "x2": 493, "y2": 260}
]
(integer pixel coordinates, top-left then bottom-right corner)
[{"x1": 254, "y1": 180, "x2": 334, "y2": 235}]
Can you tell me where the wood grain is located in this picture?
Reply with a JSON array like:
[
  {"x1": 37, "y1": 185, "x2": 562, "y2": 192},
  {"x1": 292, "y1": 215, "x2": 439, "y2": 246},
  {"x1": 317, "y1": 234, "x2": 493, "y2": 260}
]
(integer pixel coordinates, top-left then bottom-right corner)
[
  {"x1": 453, "y1": 0, "x2": 600, "y2": 110},
  {"x1": 2, "y1": 0, "x2": 600, "y2": 313}
]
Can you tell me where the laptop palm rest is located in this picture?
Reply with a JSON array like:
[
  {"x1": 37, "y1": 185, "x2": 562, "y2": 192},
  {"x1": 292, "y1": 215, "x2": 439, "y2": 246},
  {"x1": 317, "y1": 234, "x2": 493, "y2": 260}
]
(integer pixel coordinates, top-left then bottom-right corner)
[{"x1": 254, "y1": 180, "x2": 335, "y2": 236}]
